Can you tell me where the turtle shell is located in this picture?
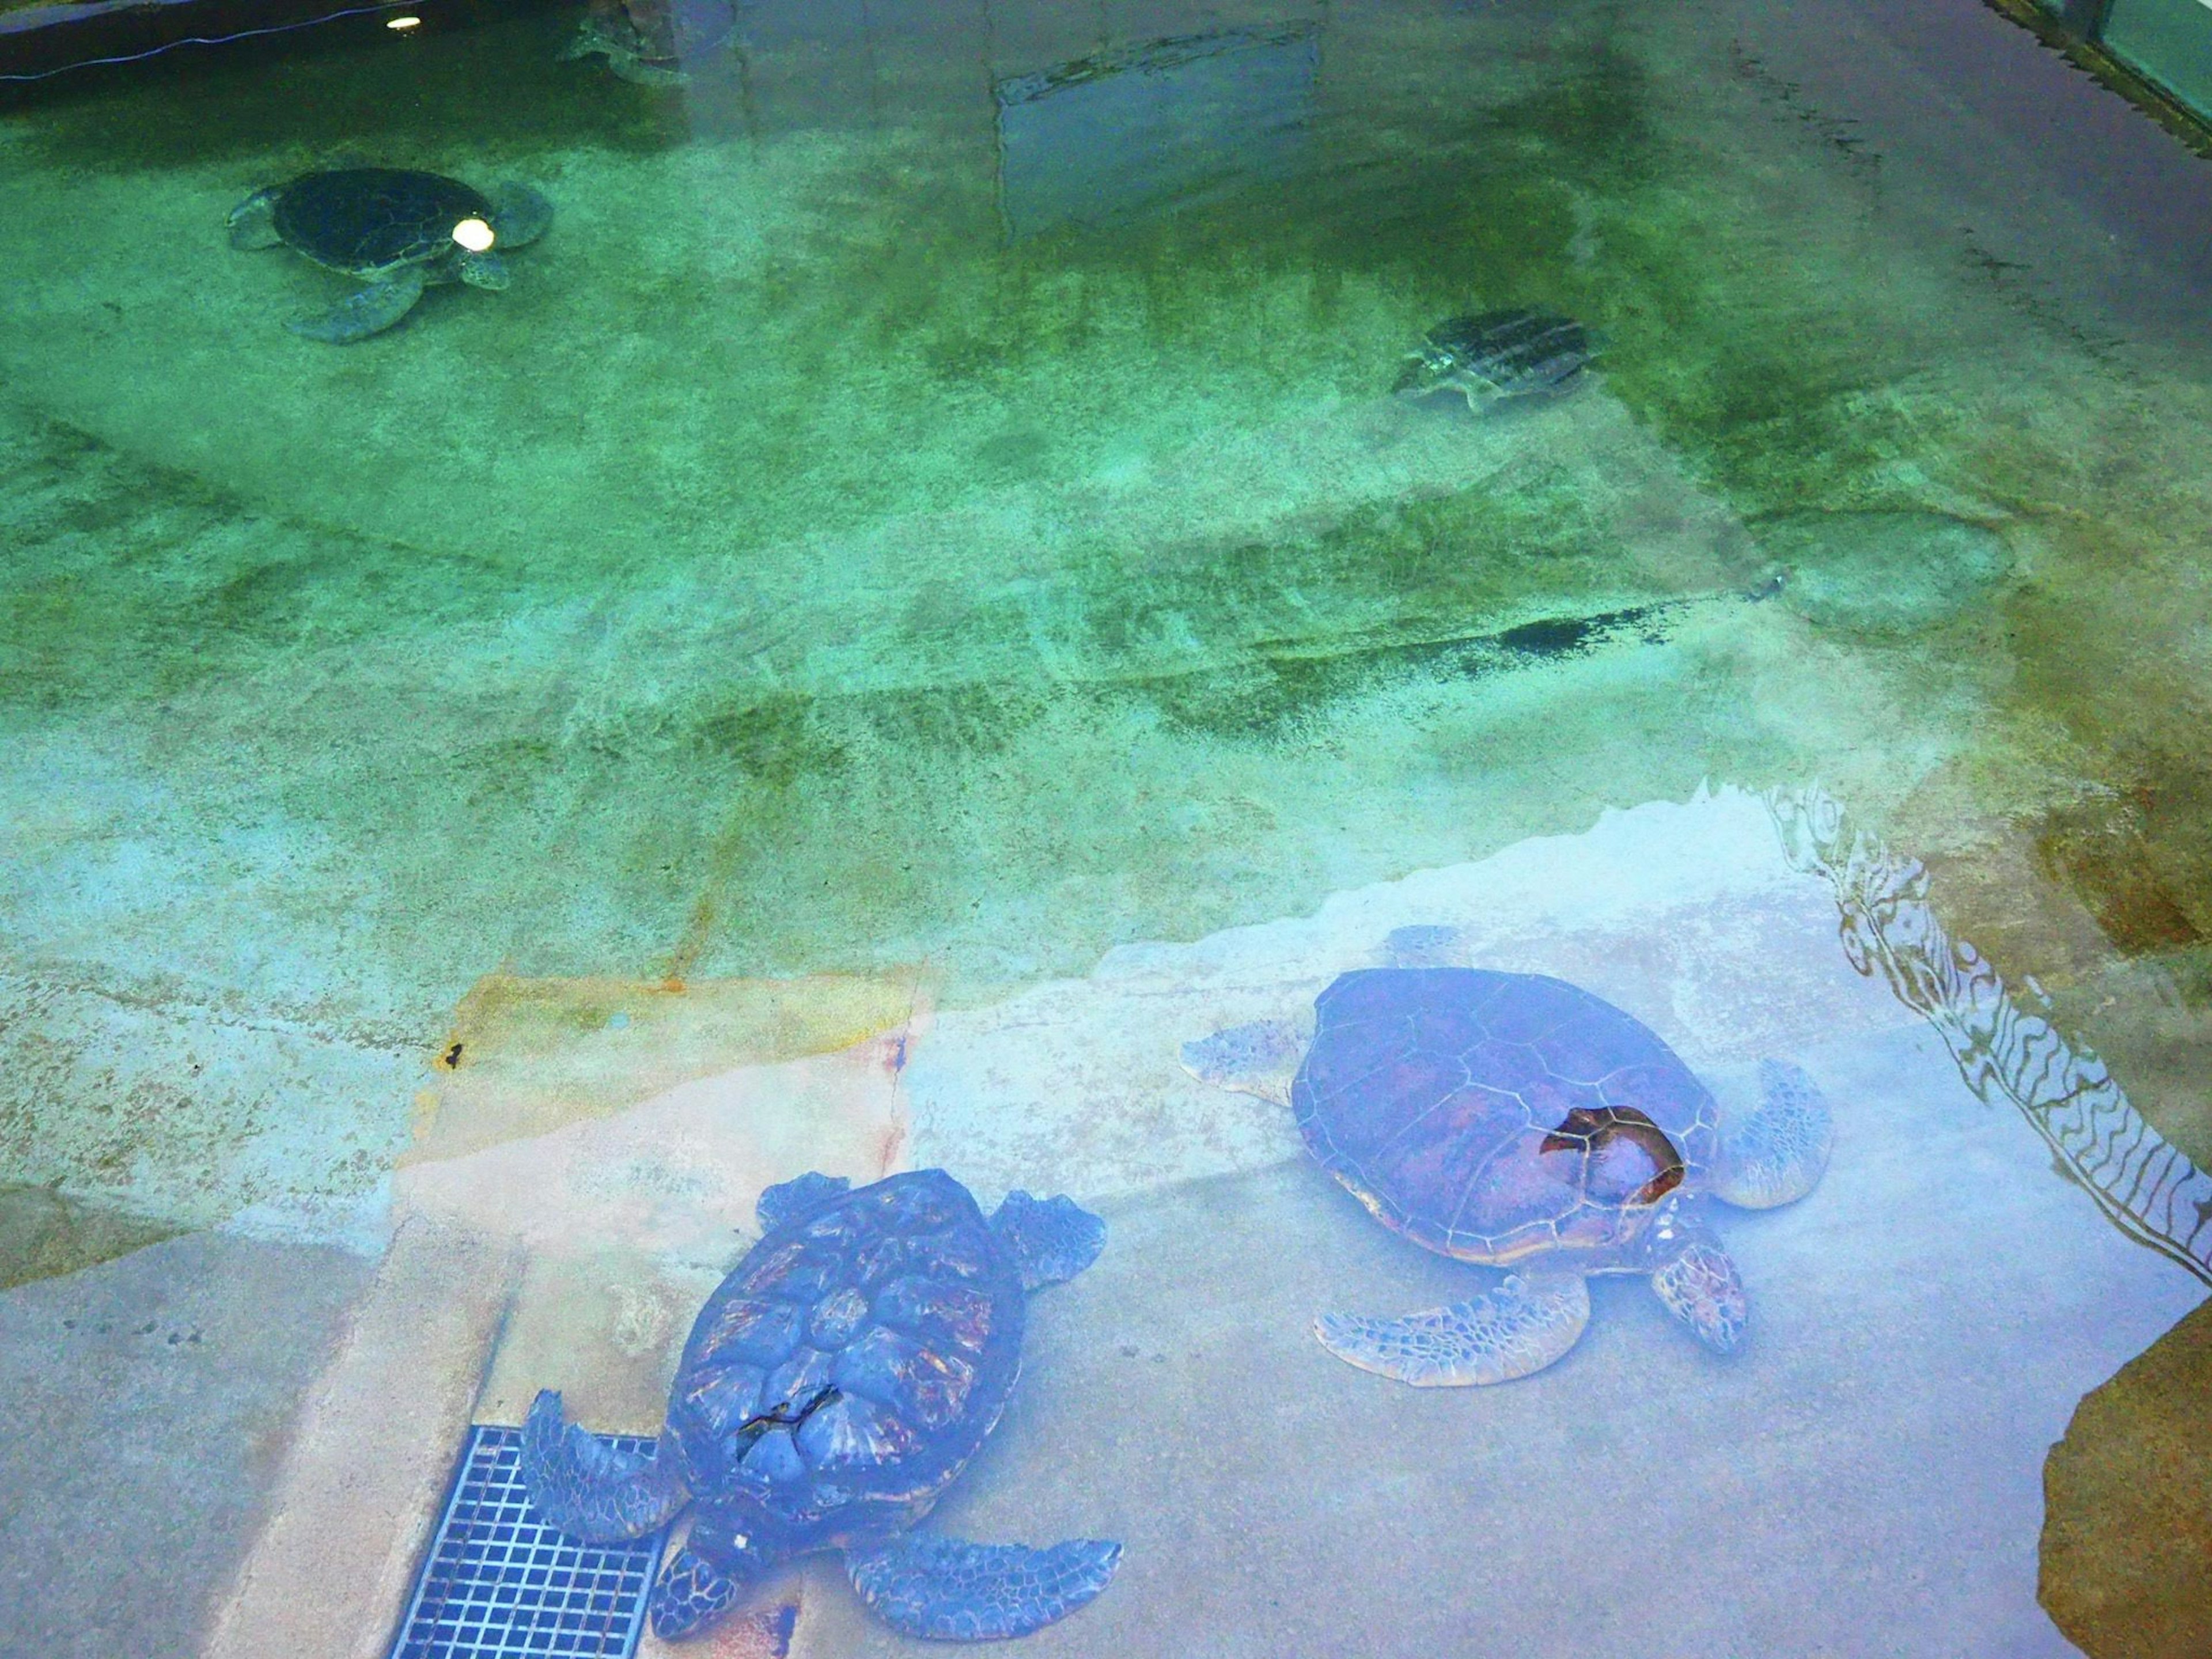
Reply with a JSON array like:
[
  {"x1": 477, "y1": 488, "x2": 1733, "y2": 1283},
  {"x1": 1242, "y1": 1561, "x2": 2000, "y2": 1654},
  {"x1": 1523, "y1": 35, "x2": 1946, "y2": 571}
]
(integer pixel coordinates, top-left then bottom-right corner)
[
  {"x1": 271, "y1": 168, "x2": 493, "y2": 277},
  {"x1": 1294, "y1": 968, "x2": 1719, "y2": 1267},
  {"x1": 662, "y1": 1170, "x2": 1024, "y2": 1550},
  {"x1": 1395, "y1": 308, "x2": 1597, "y2": 399}
]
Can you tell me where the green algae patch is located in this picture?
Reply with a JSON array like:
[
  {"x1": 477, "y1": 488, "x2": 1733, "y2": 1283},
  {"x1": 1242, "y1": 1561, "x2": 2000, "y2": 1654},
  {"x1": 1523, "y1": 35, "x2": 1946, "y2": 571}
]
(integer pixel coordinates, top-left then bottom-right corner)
[
  {"x1": 1752, "y1": 509, "x2": 2015, "y2": 636},
  {"x1": 4, "y1": 0, "x2": 2212, "y2": 1236},
  {"x1": 0, "y1": 1183, "x2": 181, "y2": 1289}
]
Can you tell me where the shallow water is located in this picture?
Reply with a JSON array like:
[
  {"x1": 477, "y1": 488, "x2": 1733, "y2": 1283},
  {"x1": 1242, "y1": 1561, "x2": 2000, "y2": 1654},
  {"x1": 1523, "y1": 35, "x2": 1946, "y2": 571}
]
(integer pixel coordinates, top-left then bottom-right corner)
[{"x1": 3, "y1": 0, "x2": 2212, "y2": 1653}]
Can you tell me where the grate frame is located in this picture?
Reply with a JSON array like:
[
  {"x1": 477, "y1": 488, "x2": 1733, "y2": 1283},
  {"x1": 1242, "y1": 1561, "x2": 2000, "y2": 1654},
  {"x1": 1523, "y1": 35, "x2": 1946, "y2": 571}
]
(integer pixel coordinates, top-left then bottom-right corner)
[{"x1": 387, "y1": 1423, "x2": 669, "y2": 1659}]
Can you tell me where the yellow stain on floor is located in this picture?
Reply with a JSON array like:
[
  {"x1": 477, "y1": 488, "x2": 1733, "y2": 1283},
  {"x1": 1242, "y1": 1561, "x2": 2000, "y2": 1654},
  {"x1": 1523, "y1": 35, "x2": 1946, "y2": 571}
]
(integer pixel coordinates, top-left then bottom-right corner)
[{"x1": 408, "y1": 969, "x2": 931, "y2": 1166}]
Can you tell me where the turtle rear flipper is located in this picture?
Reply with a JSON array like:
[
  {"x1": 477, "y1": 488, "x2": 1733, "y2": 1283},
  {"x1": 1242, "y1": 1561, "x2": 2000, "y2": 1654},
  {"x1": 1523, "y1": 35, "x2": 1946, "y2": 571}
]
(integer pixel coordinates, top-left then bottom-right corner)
[
  {"x1": 1713, "y1": 1058, "x2": 1834, "y2": 1209},
  {"x1": 1178, "y1": 1012, "x2": 1313, "y2": 1109},
  {"x1": 286, "y1": 267, "x2": 427, "y2": 343},
  {"x1": 1379, "y1": 923, "x2": 1469, "y2": 966},
  {"x1": 521, "y1": 1388, "x2": 690, "y2": 1541},
  {"x1": 845, "y1": 1535, "x2": 1123, "y2": 1641},
  {"x1": 226, "y1": 188, "x2": 284, "y2": 250},
  {"x1": 1313, "y1": 1272, "x2": 1590, "y2": 1386},
  {"x1": 988, "y1": 1190, "x2": 1104, "y2": 1290},
  {"x1": 755, "y1": 1171, "x2": 850, "y2": 1232}
]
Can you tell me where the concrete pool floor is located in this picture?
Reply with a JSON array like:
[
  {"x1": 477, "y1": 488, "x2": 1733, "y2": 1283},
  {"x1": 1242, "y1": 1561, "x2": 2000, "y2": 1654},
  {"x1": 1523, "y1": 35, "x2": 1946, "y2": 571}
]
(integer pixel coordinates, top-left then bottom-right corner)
[{"x1": 5, "y1": 0, "x2": 2212, "y2": 1652}]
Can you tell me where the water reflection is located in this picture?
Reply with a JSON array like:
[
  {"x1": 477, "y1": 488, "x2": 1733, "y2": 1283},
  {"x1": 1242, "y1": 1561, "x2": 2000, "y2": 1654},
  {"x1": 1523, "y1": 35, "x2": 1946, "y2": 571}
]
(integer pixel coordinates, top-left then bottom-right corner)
[
  {"x1": 1772, "y1": 785, "x2": 2212, "y2": 1286},
  {"x1": 993, "y1": 24, "x2": 1319, "y2": 238}
]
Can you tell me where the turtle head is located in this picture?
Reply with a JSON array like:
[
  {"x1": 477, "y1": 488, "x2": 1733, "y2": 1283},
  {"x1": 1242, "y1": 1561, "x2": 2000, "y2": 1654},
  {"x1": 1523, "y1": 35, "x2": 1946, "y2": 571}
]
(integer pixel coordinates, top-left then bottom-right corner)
[
  {"x1": 455, "y1": 248, "x2": 513, "y2": 291},
  {"x1": 650, "y1": 1512, "x2": 776, "y2": 1640},
  {"x1": 1180, "y1": 1011, "x2": 1314, "y2": 1109},
  {"x1": 1392, "y1": 343, "x2": 1453, "y2": 396},
  {"x1": 1641, "y1": 1198, "x2": 1748, "y2": 1354}
]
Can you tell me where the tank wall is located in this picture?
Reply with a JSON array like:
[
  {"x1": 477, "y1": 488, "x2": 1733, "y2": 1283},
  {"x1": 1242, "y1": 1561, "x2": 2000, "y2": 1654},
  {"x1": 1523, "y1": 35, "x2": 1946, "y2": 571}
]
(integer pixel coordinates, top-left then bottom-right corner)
[{"x1": 2102, "y1": 0, "x2": 2212, "y2": 118}]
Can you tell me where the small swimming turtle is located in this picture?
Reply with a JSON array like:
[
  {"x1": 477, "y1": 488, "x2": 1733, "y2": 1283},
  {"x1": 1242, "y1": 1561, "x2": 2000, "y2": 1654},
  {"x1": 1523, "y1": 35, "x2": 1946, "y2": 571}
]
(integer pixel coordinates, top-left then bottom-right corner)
[
  {"x1": 1393, "y1": 308, "x2": 1602, "y2": 409},
  {"x1": 1181, "y1": 929, "x2": 1832, "y2": 1385},
  {"x1": 522, "y1": 1169, "x2": 1122, "y2": 1642},
  {"x1": 226, "y1": 167, "x2": 552, "y2": 343}
]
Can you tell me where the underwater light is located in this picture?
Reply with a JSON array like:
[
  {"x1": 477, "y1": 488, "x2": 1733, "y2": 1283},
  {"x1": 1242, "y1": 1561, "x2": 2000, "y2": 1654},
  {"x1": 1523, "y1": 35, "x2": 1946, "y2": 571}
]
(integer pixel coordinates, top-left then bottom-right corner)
[
  {"x1": 451, "y1": 217, "x2": 495, "y2": 252},
  {"x1": 385, "y1": 13, "x2": 421, "y2": 26}
]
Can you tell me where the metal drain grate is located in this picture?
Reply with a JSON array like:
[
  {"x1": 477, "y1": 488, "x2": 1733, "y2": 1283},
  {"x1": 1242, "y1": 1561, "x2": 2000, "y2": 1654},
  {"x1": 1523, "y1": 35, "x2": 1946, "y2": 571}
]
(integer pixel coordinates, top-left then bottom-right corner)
[{"x1": 387, "y1": 1423, "x2": 669, "y2": 1659}]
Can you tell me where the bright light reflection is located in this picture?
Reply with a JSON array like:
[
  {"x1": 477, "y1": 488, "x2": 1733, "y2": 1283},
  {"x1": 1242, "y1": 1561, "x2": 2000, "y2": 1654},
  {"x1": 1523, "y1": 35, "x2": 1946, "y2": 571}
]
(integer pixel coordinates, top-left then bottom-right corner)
[
  {"x1": 451, "y1": 218, "x2": 496, "y2": 252},
  {"x1": 385, "y1": 14, "x2": 421, "y2": 28}
]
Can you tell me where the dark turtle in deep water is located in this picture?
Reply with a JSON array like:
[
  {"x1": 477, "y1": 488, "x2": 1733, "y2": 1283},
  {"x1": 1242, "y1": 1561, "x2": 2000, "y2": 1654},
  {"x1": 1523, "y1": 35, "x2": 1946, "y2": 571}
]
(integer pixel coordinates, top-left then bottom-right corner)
[
  {"x1": 226, "y1": 168, "x2": 553, "y2": 343},
  {"x1": 1393, "y1": 308, "x2": 1603, "y2": 409},
  {"x1": 522, "y1": 1169, "x2": 1122, "y2": 1642},
  {"x1": 1182, "y1": 929, "x2": 1833, "y2": 1385}
]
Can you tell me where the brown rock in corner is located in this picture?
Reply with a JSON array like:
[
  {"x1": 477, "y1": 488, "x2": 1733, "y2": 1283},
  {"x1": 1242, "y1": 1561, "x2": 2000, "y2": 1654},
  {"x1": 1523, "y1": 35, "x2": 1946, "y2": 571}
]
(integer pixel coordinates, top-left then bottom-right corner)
[{"x1": 2043, "y1": 1295, "x2": 2212, "y2": 1658}]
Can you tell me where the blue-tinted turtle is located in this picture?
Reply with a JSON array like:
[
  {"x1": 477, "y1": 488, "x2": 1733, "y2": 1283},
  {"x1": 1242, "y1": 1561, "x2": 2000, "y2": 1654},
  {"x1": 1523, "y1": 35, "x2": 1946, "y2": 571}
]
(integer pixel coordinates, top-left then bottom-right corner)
[
  {"x1": 522, "y1": 1169, "x2": 1121, "y2": 1642},
  {"x1": 226, "y1": 167, "x2": 552, "y2": 342},
  {"x1": 1393, "y1": 308, "x2": 1603, "y2": 409},
  {"x1": 1181, "y1": 930, "x2": 1832, "y2": 1385}
]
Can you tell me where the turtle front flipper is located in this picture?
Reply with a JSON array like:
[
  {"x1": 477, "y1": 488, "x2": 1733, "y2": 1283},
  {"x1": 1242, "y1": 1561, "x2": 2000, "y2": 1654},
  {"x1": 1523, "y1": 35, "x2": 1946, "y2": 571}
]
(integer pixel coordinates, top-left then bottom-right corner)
[
  {"x1": 520, "y1": 1388, "x2": 690, "y2": 1541},
  {"x1": 1313, "y1": 1272, "x2": 1590, "y2": 1385},
  {"x1": 226, "y1": 187, "x2": 284, "y2": 250},
  {"x1": 487, "y1": 181, "x2": 556, "y2": 249},
  {"x1": 845, "y1": 1535, "x2": 1123, "y2": 1641},
  {"x1": 1712, "y1": 1058, "x2": 1834, "y2": 1210},
  {"x1": 988, "y1": 1190, "x2": 1104, "y2": 1290},
  {"x1": 286, "y1": 267, "x2": 428, "y2": 343}
]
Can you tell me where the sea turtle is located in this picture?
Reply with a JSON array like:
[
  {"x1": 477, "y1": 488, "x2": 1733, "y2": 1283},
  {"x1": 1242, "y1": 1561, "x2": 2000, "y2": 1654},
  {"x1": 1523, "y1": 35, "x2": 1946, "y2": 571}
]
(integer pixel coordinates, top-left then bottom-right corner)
[
  {"x1": 1393, "y1": 307, "x2": 1603, "y2": 410},
  {"x1": 522, "y1": 1169, "x2": 1122, "y2": 1642},
  {"x1": 226, "y1": 167, "x2": 553, "y2": 343},
  {"x1": 1180, "y1": 929, "x2": 1832, "y2": 1385},
  {"x1": 563, "y1": 0, "x2": 737, "y2": 84}
]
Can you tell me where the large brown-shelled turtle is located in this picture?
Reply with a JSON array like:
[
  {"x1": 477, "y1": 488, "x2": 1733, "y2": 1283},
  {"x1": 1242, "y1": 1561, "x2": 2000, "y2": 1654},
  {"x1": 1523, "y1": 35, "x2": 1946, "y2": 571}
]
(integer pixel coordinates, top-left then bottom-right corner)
[
  {"x1": 522, "y1": 1169, "x2": 1120, "y2": 1641},
  {"x1": 1182, "y1": 930, "x2": 1831, "y2": 1385},
  {"x1": 226, "y1": 167, "x2": 552, "y2": 342}
]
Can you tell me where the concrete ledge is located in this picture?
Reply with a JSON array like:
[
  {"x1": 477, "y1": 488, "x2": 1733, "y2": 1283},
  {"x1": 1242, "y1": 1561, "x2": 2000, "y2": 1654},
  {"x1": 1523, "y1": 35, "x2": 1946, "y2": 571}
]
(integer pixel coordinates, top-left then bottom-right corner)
[{"x1": 202, "y1": 1215, "x2": 521, "y2": 1659}]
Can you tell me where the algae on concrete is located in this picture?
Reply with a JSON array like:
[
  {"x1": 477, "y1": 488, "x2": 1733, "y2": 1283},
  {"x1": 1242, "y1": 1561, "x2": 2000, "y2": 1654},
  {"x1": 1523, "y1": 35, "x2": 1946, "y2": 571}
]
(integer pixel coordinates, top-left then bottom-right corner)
[{"x1": 0, "y1": 0, "x2": 2208, "y2": 1294}]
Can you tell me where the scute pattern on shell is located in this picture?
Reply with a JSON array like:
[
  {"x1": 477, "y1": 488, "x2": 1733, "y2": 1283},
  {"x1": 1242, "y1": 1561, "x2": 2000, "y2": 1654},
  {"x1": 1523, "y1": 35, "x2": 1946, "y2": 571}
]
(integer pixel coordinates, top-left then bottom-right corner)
[
  {"x1": 1294, "y1": 968, "x2": 1719, "y2": 1266},
  {"x1": 664, "y1": 1170, "x2": 1025, "y2": 1539}
]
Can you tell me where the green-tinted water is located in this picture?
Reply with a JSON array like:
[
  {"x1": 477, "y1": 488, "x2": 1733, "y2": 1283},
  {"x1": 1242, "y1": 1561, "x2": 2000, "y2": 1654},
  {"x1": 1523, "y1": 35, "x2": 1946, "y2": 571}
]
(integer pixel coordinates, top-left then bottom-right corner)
[{"x1": 4, "y1": 0, "x2": 2212, "y2": 1653}]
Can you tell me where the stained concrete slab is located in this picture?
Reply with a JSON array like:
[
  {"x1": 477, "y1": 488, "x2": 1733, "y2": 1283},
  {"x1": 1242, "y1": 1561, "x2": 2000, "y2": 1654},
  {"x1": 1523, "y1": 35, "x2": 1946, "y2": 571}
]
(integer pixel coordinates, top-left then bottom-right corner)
[
  {"x1": 0, "y1": 1230, "x2": 373, "y2": 1659},
  {"x1": 395, "y1": 1024, "x2": 918, "y2": 1270},
  {"x1": 411, "y1": 971, "x2": 929, "y2": 1165}
]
